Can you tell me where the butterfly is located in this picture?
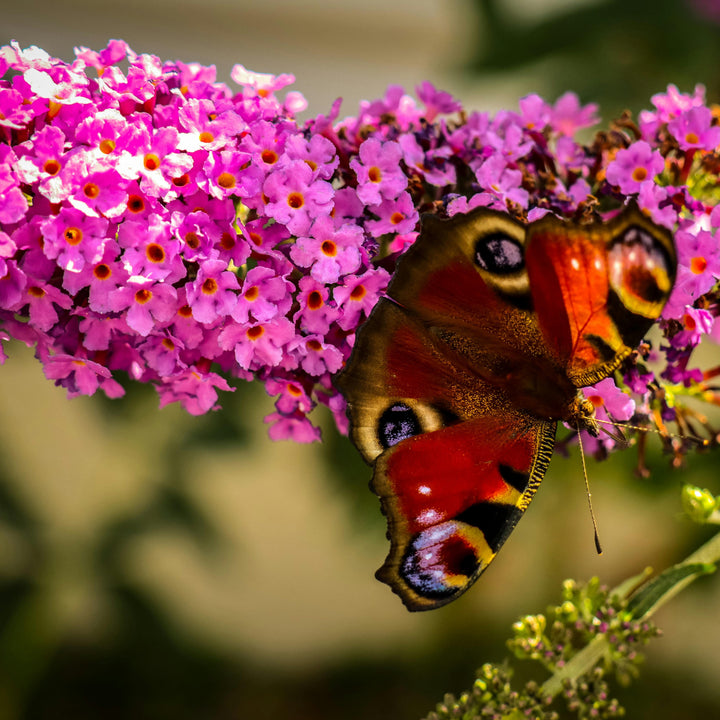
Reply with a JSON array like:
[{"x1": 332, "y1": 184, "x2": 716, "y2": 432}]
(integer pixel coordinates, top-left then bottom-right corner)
[{"x1": 335, "y1": 205, "x2": 676, "y2": 611}]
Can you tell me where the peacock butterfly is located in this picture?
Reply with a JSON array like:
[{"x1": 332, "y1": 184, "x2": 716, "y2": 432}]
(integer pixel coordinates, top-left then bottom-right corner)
[{"x1": 335, "y1": 205, "x2": 676, "y2": 611}]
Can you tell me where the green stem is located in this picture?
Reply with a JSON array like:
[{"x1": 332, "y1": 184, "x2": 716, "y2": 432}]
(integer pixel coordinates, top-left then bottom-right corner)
[{"x1": 540, "y1": 528, "x2": 720, "y2": 699}]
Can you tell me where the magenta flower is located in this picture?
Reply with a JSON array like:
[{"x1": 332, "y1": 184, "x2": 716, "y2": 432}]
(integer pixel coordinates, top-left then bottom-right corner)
[
  {"x1": 42, "y1": 353, "x2": 113, "y2": 396},
  {"x1": 605, "y1": 141, "x2": 665, "y2": 194},
  {"x1": 334, "y1": 268, "x2": 390, "y2": 332},
  {"x1": 290, "y1": 216, "x2": 364, "y2": 284},
  {"x1": 218, "y1": 317, "x2": 296, "y2": 371},
  {"x1": 185, "y1": 259, "x2": 240, "y2": 325},
  {"x1": 294, "y1": 276, "x2": 336, "y2": 335},
  {"x1": 40, "y1": 207, "x2": 109, "y2": 272},
  {"x1": 232, "y1": 266, "x2": 292, "y2": 324},
  {"x1": 668, "y1": 106, "x2": 720, "y2": 151},
  {"x1": 109, "y1": 279, "x2": 178, "y2": 336},
  {"x1": 263, "y1": 160, "x2": 334, "y2": 235},
  {"x1": 350, "y1": 138, "x2": 407, "y2": 206},
  {"x1": 264, "y1": 410, "x2": 322, "y2": 443},
  {"x1": 158, "y1": 368, "x2": 233, "y2": 416},
  {"x1": 549, "y1": 92, "x2": 599, "y2": 136},
  {"x1": 366, "y1": 192, "x2": 419, "y2": 238},
  {"x1": 289, "y1": 334, "x2": 344, "y2": 376},
  {"x1": 67, "y1": 167, "x2": 129, "y2": 219}
]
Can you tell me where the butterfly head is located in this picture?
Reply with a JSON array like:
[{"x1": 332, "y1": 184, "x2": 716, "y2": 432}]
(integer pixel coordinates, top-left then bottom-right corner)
[{"x1": 567, "y1": 392, "x2": 600, "y2": 437}]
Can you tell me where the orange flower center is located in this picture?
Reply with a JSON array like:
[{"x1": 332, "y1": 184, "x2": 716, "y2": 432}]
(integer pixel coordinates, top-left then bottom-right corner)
[
  {"x1": 43, "y1": 158, "x2": 61, "y2": 176},
  {"x1": 246, "y1": 326, "x2": 264, "y2": 340},
  {"x1": 368, "y1": 166, "x2": 382, "y2": 183},
  {"x1": 202, "y1": 278, "x2": 218, "y2": 295},
  {"x1": 244, "y1": 285, "x2": 259, "y2": 301},
  {"x1": 321, "y1": 240, "x2": 337, "y2": 257},
  {"x1": 631, "y1": 167, "x2": 648, "y2": 183},
  {"x1": 144, "y1": 153, "x2": 161, "y2": 171},
  {"x1": 93, "y1": 263, "x2": 111, "y2": 280},
  {"x1": 349, "y1": 284, "x2": 367, "y2": 301},
  {"x1": 64, "y1": 227, "x2": 83, "y2": 245},
  {"x1": 135, "y1": 288, "x2": 152, "y2": 304},
  {"x1": 690, "y1": 256, "x2": 707, "y2": 274},
  {"x1": 261, "y1": 149, "x2": 279, "y2": 164},
  {"x1": 219, "y1": 232, "x2": 235, "y2": 250},
  {"x1": 217, "y1": 172, "x2": 236, "y2": 189},
  {"x1": 146, "y1": 244, "x2": 166, "y2": 263},
  {"x1": 127, "y1": 195, "x2": 145, "y2": 213},
  {"x1": 83, "y1": 182, "x2": 100, "y2": 199},
  {"x1": 287, "y1": 192, "x2": 304, "y2": 209},
  {"x1": 307, "y1": 291, "x2": 323, "y2": 310},
  {"x1": 99, "y1": 138, "x2": 116, "y2": 154}
]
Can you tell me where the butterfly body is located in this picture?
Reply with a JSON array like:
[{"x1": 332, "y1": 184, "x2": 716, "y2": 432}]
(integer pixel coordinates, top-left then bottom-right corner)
[{"x1": 336, "y1": 206, "x2": 676, "y2": 611}]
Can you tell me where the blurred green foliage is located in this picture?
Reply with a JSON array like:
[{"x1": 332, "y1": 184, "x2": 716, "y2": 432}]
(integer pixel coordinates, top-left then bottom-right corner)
[{"x1": 465, "y1": 0, "x2": 720, "y2": 118}]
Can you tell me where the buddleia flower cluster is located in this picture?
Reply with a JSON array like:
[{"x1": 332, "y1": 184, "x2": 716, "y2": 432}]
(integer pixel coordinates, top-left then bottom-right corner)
[
  {"x1": 425, "y1": 577, "x2": 661, "y2": 720},
  {"x1": 1, "y1": 41, "x2": 720, "y2": 451}
]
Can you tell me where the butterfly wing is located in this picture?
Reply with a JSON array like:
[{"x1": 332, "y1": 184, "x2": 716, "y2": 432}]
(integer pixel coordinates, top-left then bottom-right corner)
[
  {"x1": 525, "y1": 205, "x2": 676, "y2": 386},
  {"x1": 336, "y1": 209, "x2": 562, "y2": 610}
]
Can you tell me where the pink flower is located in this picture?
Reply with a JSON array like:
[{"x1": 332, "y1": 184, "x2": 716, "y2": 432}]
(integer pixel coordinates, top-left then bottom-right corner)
[
  {"x1": 668, "y1": 106, "x2": 720, "y2": 152},
  {"x1": 185, "y1": 259, "x2": 240, "y2": 325},
  {"x1": 263, "y1": 160, "x2": 334, "y2": 235},
  {"x1": 350, "y1": 138, "x2": 407, "y2": 206},
  {"x1": 605, "y1": 141, "x2": 665, "y2": 194},
  {"x1": 41, "y1": 207, "x2": 110, "y2": 272},
  {"x1": 290, "y1": 217, "x2": 364, "y2": 284},
  {"x1": 366, "y1": 192, "x2": 419, "y2": 238},
  {"x1": 109, "y1": 279, "x2": 178, "y2": 336},
  {"x1": 232, "y1": 266, "x2": 292, "y2": 324},
  {"x1": 218, "y1": 317, "x2": 296, "y2": 371}
]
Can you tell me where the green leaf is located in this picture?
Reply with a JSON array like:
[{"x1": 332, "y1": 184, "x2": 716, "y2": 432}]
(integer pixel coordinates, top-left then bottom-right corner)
[{"x1": 627, "y1": 562, "x2": 716, "y2": 620}]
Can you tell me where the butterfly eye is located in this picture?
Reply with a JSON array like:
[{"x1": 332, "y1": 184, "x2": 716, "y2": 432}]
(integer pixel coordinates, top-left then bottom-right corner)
[
  {"x1": 401, "y1": 520, "x2": 494, "y2": 599},
  {"x1": 608, "y1": 225, "x2": 674, "y2": 317},
  {"x1": 474, "y1": 233, "x2": 525, "y2": 274},
  {"x1": 378, "y1": 403, "x2": 421, "y2": 448}
]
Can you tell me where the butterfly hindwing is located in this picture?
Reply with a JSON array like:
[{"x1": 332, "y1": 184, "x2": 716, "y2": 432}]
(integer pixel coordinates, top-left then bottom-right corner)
[{"x1": 373, "y1": 412, "x2": 555, "y2": 610}]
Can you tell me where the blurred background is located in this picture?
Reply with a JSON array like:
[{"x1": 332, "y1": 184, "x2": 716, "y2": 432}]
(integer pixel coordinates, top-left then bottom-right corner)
[{"x1": 3, "y1": 1, "x2": 720, "y2": 718}]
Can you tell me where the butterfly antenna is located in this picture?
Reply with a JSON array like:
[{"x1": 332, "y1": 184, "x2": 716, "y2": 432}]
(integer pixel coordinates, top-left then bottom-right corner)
[
  {"x1": 593, "y1": 416, "x2": 709, "y2": 446},
  {"x1": 577, "y1": 425, "x2": 603, "y2": 555}
]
